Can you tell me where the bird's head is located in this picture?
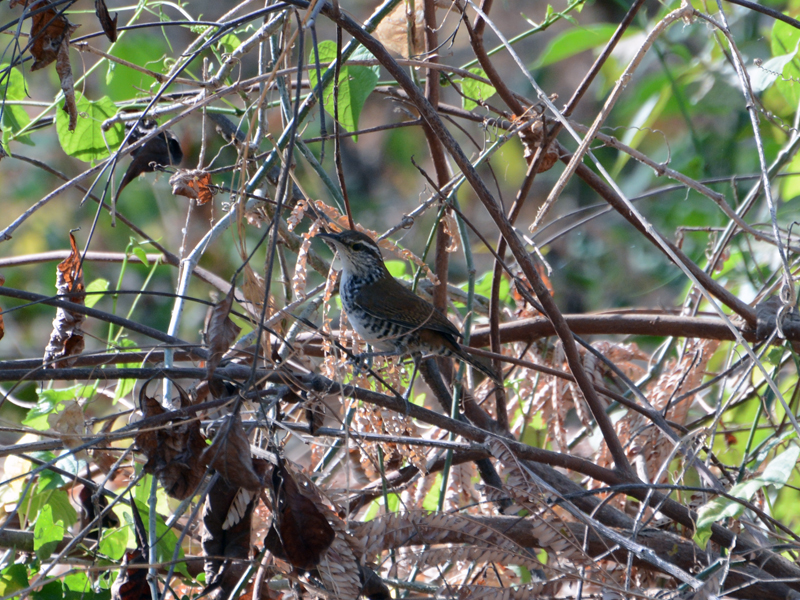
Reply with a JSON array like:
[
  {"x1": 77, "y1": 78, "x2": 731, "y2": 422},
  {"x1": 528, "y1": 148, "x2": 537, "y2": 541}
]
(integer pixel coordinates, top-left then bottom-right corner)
[{"x1": 316, "y1": 230, "x2": 388, "y2": 278}]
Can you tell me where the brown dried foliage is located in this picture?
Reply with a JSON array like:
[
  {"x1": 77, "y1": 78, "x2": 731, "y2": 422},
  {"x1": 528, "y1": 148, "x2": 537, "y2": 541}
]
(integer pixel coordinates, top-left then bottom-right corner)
[
  {"x1": 135, "y1": 393, "x2": 208, "y2": 500},
  {"x1": 43, "y1": 232, "x2": 85, "y2": 366}
]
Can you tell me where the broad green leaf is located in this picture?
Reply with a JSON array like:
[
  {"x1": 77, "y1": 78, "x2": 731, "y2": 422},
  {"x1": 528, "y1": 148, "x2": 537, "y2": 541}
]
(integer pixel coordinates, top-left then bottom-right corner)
[
  {"x1": 534, "y1": 23, "x2": 619, "y2": 68},
  {"x1": 0, "y1": 64, "x2": 33, "y2": 146},
  {"x1": 751, "y1": 49, "x2": 798, "y2": 93},
  {"x1": 0, "y1": 564, "x2": 29, "y2": 596},
  {"x1": 99, "y1": 523, "x2": 128, "y2": 560},
  {"x1": 33, "y1": 581, "x2": 63, "y2": 600},
  {"x1": 384, "y1": 260, "x2": 406, "y2": 278},
  {"x1": 308, "y1": 41, "x2": 379, "y2": 138},
  {"x1": 760, "y1": 445, "x2": 799, "y2": 486},
  {"x1": 114, "y1": 338, "x2": 139, "y2": 404},
  {"x1": 694, "y1": 446, "x2": 799, "y2": 546},
  {"x1": 772, "y1": 20, "x2": 800, "y2": 107},
  {"x1": 23, "y1": 488, "x2": 78, "y2": 530},
  {"x1": 611, "y1": 85, "x2": 670, "y2": 177},
  {"x1": 462, "y1": 68, "x2": 496, "y2": 111},
  {"x1": 131, "y1": 246, "x2": 149, "y2": 266},
  {"x1": 35, "y1": 504, "x2": 65, "y2": 560},
  {"x1": 217, "y1": 34, "x2": 241, "y2": 55},
  {"x1": 56, "y1": 92, "x2": 124, "y2": 163},
  {"x1": 64, "y1": 572, "x2": 90, "y2": 592},
  {"x1": 85, "y1": 278, "x2": 110, "y2": 309},
  {"x1": 23, "y1": 384, "x2": 96, "y2": 430},
  {"x1": 132, "y1": 499, "x2": 189, "y2": 577},
  {"x1": 38, "y1": 465, "x2": 68, "y2": 491}
]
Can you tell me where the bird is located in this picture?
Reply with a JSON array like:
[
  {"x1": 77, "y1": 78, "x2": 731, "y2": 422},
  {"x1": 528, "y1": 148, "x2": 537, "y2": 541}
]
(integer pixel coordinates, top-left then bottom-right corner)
[
  {"x1": 115, "y1": 119, "x2": 183, "y2": 202},
  {"x1": 316, "y1": 229, "x2": 502, "y2": 385}
]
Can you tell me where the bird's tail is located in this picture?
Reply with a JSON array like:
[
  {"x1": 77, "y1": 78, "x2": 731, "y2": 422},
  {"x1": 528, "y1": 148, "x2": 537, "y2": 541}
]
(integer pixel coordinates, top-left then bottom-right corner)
[{"x1": 454, "y1": 346, "x2": 503, "y2": 386}]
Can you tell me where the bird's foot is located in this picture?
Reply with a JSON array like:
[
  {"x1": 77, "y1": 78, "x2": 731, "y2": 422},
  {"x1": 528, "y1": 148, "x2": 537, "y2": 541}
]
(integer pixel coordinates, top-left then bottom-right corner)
[{"x1": 348, "y1": 352, "x2": 374, "y2": 376}]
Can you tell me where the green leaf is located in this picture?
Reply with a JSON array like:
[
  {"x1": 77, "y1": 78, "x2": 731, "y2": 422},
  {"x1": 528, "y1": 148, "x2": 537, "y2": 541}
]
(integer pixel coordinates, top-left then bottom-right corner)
[
  {"x1": 694, "y1": 446, "x2": 800, "y2": 547},
  {"x1": 99, "y1": 523, "x2": 128, "y2": 560},
  {"x1": 462, "y1": 68, "x2": 496, "y2": 111},
  {"x1": 38, "y1": 465, "x2": 68, "y2": 492},
  {"x1": 611, "y1": 85, "x2": 670, "y2": 177},
  {"x1": 131, "y1": 499, "x2": 189, "y2": 577},
  {"x1": 33, "y1": 581, "x2": 63, "y2": 600},
  {"x1": 131, "y1": 246, "x2": 149, "y2": 266},
  {"x1": 534, "y1": 23, "x2": 620, "y2": 68},
  {"x1": 0, "y1": 564, "x2": 29, "y2": 597},
  {"x1": 64, "y1": 572, "x2": 90, "y2": 593},
  {"x1": 23, "y1": 384, "x2": 96, "y2": 430},
  {"x1": 217, "y1": 34, "x2": 241, "y2": 55},
  {"x1": 0, "y1": 64, "x2": 33, "y2": 146},
  {"x1": 23, "y1": 489, "x2": 78, "y2": 530},
  {"x1": 772, "y1": 20, "x2": 800, "y2": 107},
  {"x1": 35, "y1": 504, "x2": 66, "y2": 560},
  {"x1": 114, "y1": 338, "x2": 139, "y2": 404},
  {"x1": 56, "y1": 92, "x2": 124, "y2": 163},
  {"x1": 384, "y1": 260, "x2": 407, "y2": 278},
  {"x1": 85, "y1": 278, "x2": 110, "y2": 309},
  {"x1": 308, "y1": 41, "x2": 379, "y2": 138},
  {"x1": 422, "y1": 473, "x2": 443, "y2": 512},
  {"x1": 760, "y1": 445, "x2": 800, "y2": 486},
  {"x1": 751, "y1": 49, "x2": 798, "y2": 93}
]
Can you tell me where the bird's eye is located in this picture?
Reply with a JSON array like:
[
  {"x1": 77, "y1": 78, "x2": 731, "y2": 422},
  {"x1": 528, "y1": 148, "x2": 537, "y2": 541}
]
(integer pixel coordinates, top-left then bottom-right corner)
[{"x1": 351, "y1": 242, "x2": 365, "y2": 251}]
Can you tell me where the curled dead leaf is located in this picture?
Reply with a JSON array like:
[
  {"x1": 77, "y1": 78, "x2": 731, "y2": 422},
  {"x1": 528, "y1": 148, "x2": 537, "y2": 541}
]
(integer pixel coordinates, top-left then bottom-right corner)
[
  {"x1": 95, "y1": 0, "x2": 117, "y2": 42},
  {"x1": 170, "y1": 169, "x2": 215, "y2": 205},
  {"x1": 204, "y1": 287, "x2": 241, "y2": 379},
  {"x1": 202, "y1": 476, "x2": 255, "y2": 600},
  {"x1": 56, "y1": 35, "x2": 76, "y2": 131},
  {"x1": 266, "y1": 459, "x2": 335, "y2": 571},
  {"x1": 134, "y1": 393, "x2": 208, "y2": 500},
  {"x1": 373, "y1": 2, "x2": 424, "y2": 58},
  {"x1": 44, "y1": 232, "x2": 85, "y2": 367},
  {"x1": 202, "y1": 413, "x2": 263, "y2": 491},
  {"x1": 47, "y1": 400, "x2": 87, "y2": 459}
]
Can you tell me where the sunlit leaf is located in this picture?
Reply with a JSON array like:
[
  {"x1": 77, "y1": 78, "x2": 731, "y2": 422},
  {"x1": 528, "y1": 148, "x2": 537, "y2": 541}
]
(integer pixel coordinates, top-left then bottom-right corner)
[
  {"x1": 55, "y1": 92, "x2": 124, "y2": 163},
  {"x1": 308, "y1": 41, "x2": 379, "y2": 138},
  {"x1": 462, "y1": 68, "x2": 496, "y2": 111},
  {"x1": 35, "y1": 504, "x2": 66, "y2": 560},
  {"x1": 534, "y1": 23, "x2": 620, "y2": 68},
  {"x1": 85, "y1": 278, "x2": 109, "y2": 309}
]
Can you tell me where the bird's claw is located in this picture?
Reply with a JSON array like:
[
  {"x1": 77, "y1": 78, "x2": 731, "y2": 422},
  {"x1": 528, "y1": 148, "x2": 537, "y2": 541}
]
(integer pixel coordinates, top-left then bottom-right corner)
[{"x1": 348, "y1": 352, "x2": 373, "y2": 375}]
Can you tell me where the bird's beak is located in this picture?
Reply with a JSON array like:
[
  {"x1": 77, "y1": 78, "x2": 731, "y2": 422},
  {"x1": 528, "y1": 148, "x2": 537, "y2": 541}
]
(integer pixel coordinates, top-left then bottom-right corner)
[{"x1": 315, "y1": 231, "x2": 342, "y2": 246}]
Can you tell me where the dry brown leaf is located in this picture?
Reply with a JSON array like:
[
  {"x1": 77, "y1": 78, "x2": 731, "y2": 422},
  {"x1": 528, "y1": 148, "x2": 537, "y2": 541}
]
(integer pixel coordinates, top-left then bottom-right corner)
[
  {"x1": 287, "y1": 198, "x2": 308, "y2": 231},
  {"x1": 202, "y1": 476, "x2": 255, "y2": 600},
  {"x1": 202, "y1": 413, "x2": 263, "y2": 491},
  {"x1": 95, "y1": 0, "x2": 117, "y2": 42},
  {"x1": 134, "y1": 393, "x2": 208, "y2": 500},
  {"x1": 170, "y1": 169, "x2": 215, "y2": 205},
  {"x1": 13, "y1": 0, "x2": 79, "y2": 130},
  {"x1": 373, "y1": 1, "x2": 424, "y2": 58},
  {"x1": 43, "y1": 232, "x2": 85, "y2": 367},
  {"x1": 47, "y1": 400, "x2": 87, "y2": 458},
  {"x1": 292, "y1": 221, "x2": 322, "y2": 300},
  {"x1": 204, "y1": 287, "x2": 241, "y2": 379},
  {"x1": 266, "y1": 460, "x2": 335, "y2": 572},
  {"x1": 441, "y1": 210, "x2": 461, "y2": 253},
  {"x1": 56, "y1": 35, "x2": 76, "y2": 131},
  {"x1": 11, "y1": 0, "x2": 79, "y2": 71}
]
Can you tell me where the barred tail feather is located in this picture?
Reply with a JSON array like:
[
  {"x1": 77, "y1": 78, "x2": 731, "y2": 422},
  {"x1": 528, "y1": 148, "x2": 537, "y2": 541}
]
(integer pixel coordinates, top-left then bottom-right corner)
[{"x1": 455, "y1": 346, "x2": 503, "y2": 385}]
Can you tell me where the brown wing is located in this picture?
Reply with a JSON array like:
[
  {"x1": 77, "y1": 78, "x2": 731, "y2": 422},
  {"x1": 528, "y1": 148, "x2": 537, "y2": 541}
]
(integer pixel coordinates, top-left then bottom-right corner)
[{"x1": 355, "y1": 277, "x2": 462, "y2": 339}]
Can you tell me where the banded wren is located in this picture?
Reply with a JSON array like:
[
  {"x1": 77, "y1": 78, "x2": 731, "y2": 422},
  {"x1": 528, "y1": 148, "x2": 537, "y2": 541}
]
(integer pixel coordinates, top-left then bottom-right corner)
[{"x1": 317, "y1": 230, "x2": 501, "y2": 385}]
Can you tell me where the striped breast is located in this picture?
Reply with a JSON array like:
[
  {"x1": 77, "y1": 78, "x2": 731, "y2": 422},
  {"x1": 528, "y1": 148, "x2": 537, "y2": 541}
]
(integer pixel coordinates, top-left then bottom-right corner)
[{"x1": 340, "y1": 271, "x2": 418, "y2": 352}]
